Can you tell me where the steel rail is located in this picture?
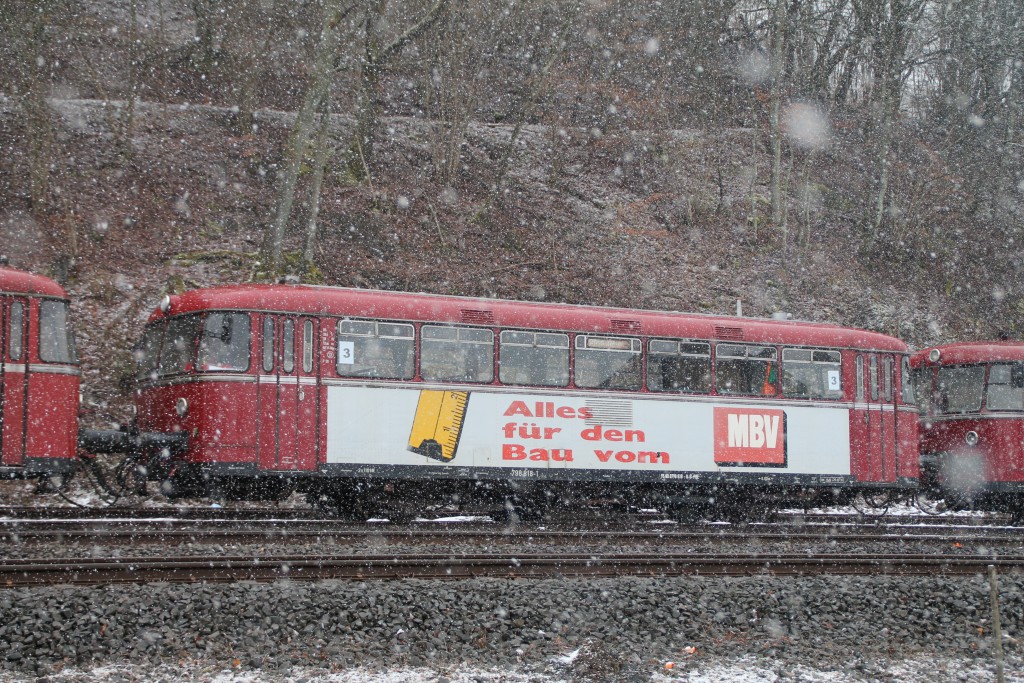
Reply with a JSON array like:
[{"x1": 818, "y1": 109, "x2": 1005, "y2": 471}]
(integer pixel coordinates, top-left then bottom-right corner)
[
  {"x1": 0, "y1": 506, "x2": 1009, "y2": 527},
  {"x1": 2, "y1": 552, "x2": 1023, "y2": 587},
  {"x1": 2, "y1": 524, "x2": 1022, "y2": 547}
]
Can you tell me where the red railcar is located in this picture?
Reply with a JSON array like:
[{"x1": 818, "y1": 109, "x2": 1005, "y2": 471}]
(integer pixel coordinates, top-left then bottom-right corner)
[
  {"x1": 910, "y1": 342, "x2": 1024, "y2": 511},
  {"x1": 131, "y1": 284, "x2": 918, "y2": 517},
  {"x1": 0, "y1": 265, "x2": 79, "y2": 479}
]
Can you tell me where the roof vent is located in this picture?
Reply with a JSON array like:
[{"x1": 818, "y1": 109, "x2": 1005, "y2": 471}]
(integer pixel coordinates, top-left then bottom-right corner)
[
  {"x1": 610, "y1": 319, "x2": 642, "y2": 333},
  {"x1": 461, "y1": 309, "x2": 495, "y2": 325},
  {"x1": 714, "y1": 325, "x2": 744, "y2": 341}
]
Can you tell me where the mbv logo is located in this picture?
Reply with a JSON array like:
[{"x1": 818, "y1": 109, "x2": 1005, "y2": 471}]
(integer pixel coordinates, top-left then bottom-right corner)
[{"x1": 713, "y1": 407, "x2": 787, "y2": 467}]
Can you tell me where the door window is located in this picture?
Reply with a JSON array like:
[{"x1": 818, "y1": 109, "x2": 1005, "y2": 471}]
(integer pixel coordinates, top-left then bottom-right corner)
[
  {"x1": 282, "y1": 319, "x2": 295, "y2": 374},
  {"x1": 869, "y1": 355, "x2": 879, "y2": 401},
  {"x1": 303, "y1": 320, "x2": 315, "y2": 373},
  {"x1": 8, "y1": 301, "x2": 23, "y2": 361},
  {"x1": 262, "y1": 317, "x2": 275, "y2": 372}
]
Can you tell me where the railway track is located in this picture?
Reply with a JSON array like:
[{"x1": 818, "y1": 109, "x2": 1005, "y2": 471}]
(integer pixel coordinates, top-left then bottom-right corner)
[
  {"x1": 2, "y1": 552, "x2": 1022, "y2": 587},
  {"x1": 2, "y1": 520, "x2": 1022, "y2": 547},
  {"x1": 0, "y1": 505, "x2": 1011, "y2": 527}
]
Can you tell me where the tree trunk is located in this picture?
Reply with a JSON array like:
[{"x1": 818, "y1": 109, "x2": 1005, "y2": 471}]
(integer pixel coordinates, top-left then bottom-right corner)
[
  {"x1": 23, "y1": 6, "x2": 55, "y2": 214},
  {"x1": 304, "y1": 111, "x2": 336, "y2": 270},
  {"x1": 191, "y1": 0, "x2": 219, "y2": 70},
  {"x1": 259, "y1": 0, "x2": 348, "y2": 278},
  {"x1": 769, "y1": 0, "x2": 786, "y2": 235},
  {"x1": 344, "y1": 0, "x2": 448, "y2": 180}
]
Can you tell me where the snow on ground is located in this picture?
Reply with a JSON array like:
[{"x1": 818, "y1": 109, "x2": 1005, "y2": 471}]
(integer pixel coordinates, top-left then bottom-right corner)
[{"x1": 2, "y1": 657, "x2": 1020, "y2": 682}]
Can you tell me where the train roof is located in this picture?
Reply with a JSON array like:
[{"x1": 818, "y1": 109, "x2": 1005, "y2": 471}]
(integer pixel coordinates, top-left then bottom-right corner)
[
  {"x1": 151, "y1": 284, "x2": 908, "y2": 352},
  {"x1": 910, "y1": 341, "x2": 1024, "y2": 366},
  {"x1": 0, "y1": 266, "x2": 68, "y2": 298}
]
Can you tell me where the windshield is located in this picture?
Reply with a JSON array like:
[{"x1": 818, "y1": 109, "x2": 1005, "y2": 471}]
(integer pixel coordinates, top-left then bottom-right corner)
[
  {"x1": 986, "y1": 363, "x2": 1024, "y2": 411},
  {"x1": 156, "y1": 315, "x2": 202, "y2": 377},
  {"x1": 935, "y1": 365, "x2": 985, "y2": 414},
  {"x1": 198, "y1": 312, "x2": 251, "y2": 372}
]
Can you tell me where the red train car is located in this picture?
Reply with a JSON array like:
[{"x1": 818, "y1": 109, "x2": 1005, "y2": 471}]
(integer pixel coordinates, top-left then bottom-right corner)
[
  {"x1": 131, "y1": 284, "x2": 918, "y2": 517},
  {"x1": 910, "y1": 342, "x2": 1024, "y2": 512},
  {"x1": 0, "y1": 265, "x2": 79, "y2": 479}
]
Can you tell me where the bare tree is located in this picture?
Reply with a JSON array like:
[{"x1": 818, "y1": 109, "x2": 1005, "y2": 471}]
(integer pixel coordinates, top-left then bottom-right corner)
[
  {"x1": 259, "y1": 0, "x2": 354, "y2": 278},
  {"x1": 853, "y1": 0, "x2": 927, "y2": 239},
  {"x1": 478, "y1": 1, "x2": 580, "y2": 220},
  {"x1": 422, "y1": 1, "x2": 508, "y2": 187},
  {"x1": 221, "y1": 0, "x2": 272, "y2": 134},
  {"x1": 343, "y1": 0, "x2": 449, "y2": 180},
  {"x1": 768, "y1": 0, "x2": 787, "y2": 234},
  {"x1": 0, "y1": 1, "x2": 60, "y2": 214}
]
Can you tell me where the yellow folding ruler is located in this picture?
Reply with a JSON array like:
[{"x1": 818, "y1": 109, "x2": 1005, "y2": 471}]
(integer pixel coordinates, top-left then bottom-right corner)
[{"x1": 407, "y1": 390, "x2": 470, "y2": 462}]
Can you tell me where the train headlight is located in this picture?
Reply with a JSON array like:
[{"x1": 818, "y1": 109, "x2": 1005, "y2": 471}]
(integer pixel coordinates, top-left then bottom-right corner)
[
  {"x1": 965, "y1": 430, "x2": 979, "y2": 446},
  {"x1": 159, "y1": 295, "x2": 172, "y2": 313},
  {"x1": 928, "y1": 348, "x2": 941, "y2": 363},
  {"x1": 175, "y1": 397, "x2": 189, "y2": 417}
]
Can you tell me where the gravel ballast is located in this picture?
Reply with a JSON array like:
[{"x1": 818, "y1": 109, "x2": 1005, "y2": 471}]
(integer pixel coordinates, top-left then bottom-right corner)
[{"x1": 0, "y1": 574, "x2": 1021, "y2": 680}]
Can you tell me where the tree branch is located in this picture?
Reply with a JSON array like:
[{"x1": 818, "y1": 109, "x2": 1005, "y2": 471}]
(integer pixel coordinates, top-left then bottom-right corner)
[{"x1": 376, "y1": 0, "x2": 448, "y2": 64}]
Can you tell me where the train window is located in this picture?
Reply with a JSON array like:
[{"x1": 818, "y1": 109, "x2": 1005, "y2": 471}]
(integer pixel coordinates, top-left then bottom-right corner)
[
  {"x1": 262, "y1": 317, "x2": 274, "y2": 372},
  {"x1": 935, "y1": 365, "x2": 985, "y2": 414},
  {"x1": 883, "y1": 357, "x2": 894, "y2": 402},
  {"x1": 198, "y1": 313, "x2": 250, "y2": 372},
  {"x1": 157, "y1": 315, "x2": 201, "y2": 376},
  {"x1": 8, "y1": 301, "x2": 23, "y2": 361},
  {"x1": 134, "y1": 322, "x2": 165, "y2": 380},
  {"x1": 781, "y1": 348, "x2": 842, "y2": 400},
  {"x1": 303, "y1": 320, "x2": 314, "y2": 373},
  {"x1": 282, "y1": 319, "x2": 295, "y2": 373},
  {"x1": 647, "y1": 339, "x2": 711, "y2": 393},
  {"x1": 498, "y1": 330, "x2": 569, "y2": 386},
  {"x1": 39, "y1": 300, "x2": 78, "y2": 364},
  {"x1": 985, "y1": 363, "x2": 1024, "y2": 411},
  {"x1": 421, "y1": 325, "x2": 493, "y2": 383},
  {"x1": 715, "y1": 344, "x2": 778, "y2": 396},
  {"x1": 901, "y1": 357, "x2": 916, "y2": 405},
  {"x1": 575, "y1": 335, "x2": 642, "y2": 390},
  {"x1": 869, "y1": 356, "x2": 879, "y2": 401},
  {"x1": 855, "y1": 355, "x2": 864, "y2": 401},
  {"x1": 336, "y1": 319, "x2": 415, "y2": 379}
]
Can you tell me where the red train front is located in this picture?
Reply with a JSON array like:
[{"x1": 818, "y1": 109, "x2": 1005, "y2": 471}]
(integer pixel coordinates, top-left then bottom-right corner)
[
  {"x1": 911, "y1": 342, "x2": 1024, "y2": 512},
  {"x1": 0, "y1": 265, "x2": 80, "y2": 480},
  {"x1": 131, "y1": 284, "x2": 918, "y2": 516}
]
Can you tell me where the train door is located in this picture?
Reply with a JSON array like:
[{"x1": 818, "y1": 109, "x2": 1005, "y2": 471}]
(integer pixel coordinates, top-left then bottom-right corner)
[
  {"x1": 861, "y1": 353, "x2": 894, "y2": 482},
  {"x1": 865, "y1": 354, "x2": 883, "y2": 480},
  {"x1": 257, "y1": 315, "x2": 319, "y2": 472},
  {"x1": 256, "y1": 315, "x2": 298, "y2": 471},
  {"x1": 0, "y1": 297, "x2": 28, "y2": 467},
  {"x1": 880, "y1": 354, "x2": 898, "y2": 482},
  {"x1": 294, "y1": 318, "x2": 320, "y2": 471},
  {"x1": 851, "y1": 353, "x2": 880, "y2": 481}
]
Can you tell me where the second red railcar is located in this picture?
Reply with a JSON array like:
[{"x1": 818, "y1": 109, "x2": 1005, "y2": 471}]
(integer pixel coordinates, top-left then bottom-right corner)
[
  {"x1": 0, "y1": 265, "x2": 79, "y2": 480},
  {"x1": 911, "y1": 342, "x2": 1024, "y2": 512}
]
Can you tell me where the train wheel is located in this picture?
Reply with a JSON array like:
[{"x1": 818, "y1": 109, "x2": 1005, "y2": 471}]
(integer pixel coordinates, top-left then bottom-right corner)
[
  {"x1": 913, "y1": 494, "x2": 949, "y2": 515},
  {"x1": 852, "y1": 493, "x2": 890, "y2": 516},
  {"x1": 309, "y1": 492, "x2": 369, "y2": 522},
  {"x1": 668, "y1": 505, "x2": 704, "y2": 525}
]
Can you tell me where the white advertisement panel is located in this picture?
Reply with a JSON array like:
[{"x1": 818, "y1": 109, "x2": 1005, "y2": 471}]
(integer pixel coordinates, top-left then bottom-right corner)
[{"x1": 326, "y1": 386, "x2": 851, "y2": 476}]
